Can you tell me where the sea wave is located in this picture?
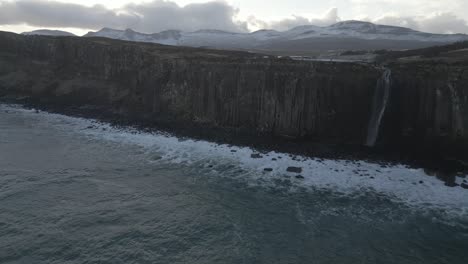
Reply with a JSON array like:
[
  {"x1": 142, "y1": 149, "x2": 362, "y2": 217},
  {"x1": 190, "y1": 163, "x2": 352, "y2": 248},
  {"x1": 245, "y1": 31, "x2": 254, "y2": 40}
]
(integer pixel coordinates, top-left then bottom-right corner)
[{"x1": 2, "y1": 104, "x2": 468, "y2": 224}]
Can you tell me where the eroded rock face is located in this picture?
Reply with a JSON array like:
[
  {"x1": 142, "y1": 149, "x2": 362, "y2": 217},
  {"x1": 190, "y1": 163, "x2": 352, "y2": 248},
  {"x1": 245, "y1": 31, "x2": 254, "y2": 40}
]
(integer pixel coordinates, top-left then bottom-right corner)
[
  {"x1": 0, "y1": 32, "x2": 467, "y2": 158},
  {"x1": 0, "y1": 32, "x2": 379, "y2": 143},
  {"x1": 383, "y1": 62, "x2": 468, "y2": 155}
]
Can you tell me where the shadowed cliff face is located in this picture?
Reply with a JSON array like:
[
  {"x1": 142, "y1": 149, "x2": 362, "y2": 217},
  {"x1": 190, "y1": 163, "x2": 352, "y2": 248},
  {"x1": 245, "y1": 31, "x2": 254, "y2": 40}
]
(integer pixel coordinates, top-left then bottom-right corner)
[
  {"x1": 0, "y1": 31, "x2": 467, "y2": 159},
  {"x1": 384, "y1": 63, "x2": 468, "y2": 155},
  {"x1": 0, "y1": 32, "x2": 379, "y2": 144}
]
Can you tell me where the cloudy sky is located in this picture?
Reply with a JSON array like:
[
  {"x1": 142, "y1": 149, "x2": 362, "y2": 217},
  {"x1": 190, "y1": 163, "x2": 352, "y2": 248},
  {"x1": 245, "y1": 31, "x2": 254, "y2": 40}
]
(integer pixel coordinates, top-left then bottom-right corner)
[{"x1": 0, "y1": 0, "x2": 467, "y2": 35}]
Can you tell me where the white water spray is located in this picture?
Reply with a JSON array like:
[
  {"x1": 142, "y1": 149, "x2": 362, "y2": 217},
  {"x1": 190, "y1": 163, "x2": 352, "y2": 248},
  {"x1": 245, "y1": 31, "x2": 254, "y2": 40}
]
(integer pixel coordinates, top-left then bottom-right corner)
[{"x1": 366, "y1": 69, "x2": 392, "y2": 147}]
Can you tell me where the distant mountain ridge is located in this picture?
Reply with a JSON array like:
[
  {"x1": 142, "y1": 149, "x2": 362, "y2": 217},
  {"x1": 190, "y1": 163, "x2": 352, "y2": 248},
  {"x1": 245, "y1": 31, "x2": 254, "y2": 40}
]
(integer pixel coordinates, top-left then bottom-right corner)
[
  {"x1": 21, "y1": 29, "x2": 76, "y2": 37},
  {"x1": 24, "y1": 21, "x2": 468, "y2": 55}
]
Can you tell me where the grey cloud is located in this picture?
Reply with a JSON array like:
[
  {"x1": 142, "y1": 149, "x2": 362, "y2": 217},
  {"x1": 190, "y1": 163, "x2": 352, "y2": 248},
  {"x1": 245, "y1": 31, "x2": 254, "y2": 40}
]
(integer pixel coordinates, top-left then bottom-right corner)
[
  {"x1": 0, "y1": 0, "x2": 247, "y2": 33},
  {"x1": 0, "y1": 0, "x2": 138, "y2": 29},
  {"x1": 123, "y1": 1, "x2": 247, "y2": 33}
]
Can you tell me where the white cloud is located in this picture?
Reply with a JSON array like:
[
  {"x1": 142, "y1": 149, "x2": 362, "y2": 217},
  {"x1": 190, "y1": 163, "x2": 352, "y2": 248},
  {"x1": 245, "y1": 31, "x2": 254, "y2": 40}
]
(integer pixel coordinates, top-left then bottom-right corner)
[
  {"x1": 416, "y1": 13, "x2": 468, "y2": 34},
  {"x1": 374, "y1": 12, "x2": 468, "y2": 34},
  {"x1": 248, "y1": 8, "x2": 340, "y2": 31}
]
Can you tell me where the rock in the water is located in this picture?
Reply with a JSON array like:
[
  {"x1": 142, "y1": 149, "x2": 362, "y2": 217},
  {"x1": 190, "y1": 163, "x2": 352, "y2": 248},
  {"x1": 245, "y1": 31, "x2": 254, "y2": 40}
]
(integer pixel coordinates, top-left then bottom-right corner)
[
  {"x1": 287, "y1": 167, "x2": 302, "y2": 173},
  {"x1": 251, "y1": 153, "x2": 263, "y2": 159},
  {"x1": 445, "y1": 182, "x2": 459, "y2": 187},
  {"x1": 461, "y1": 183, "x2": 468, "y2": 189}
]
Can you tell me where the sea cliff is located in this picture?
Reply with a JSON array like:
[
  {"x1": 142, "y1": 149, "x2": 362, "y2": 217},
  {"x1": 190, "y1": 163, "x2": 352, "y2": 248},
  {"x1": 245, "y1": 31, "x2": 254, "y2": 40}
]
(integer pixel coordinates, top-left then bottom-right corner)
[{"x1": 1, "y1": 31, "x2": 467, "y2": 162}]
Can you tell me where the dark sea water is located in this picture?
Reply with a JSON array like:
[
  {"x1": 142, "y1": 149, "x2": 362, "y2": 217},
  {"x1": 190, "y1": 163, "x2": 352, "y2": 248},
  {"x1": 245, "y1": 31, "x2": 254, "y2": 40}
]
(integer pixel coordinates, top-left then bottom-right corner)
[{"x1": 1, "y1": 104, "x2": 467, "y2": 264}]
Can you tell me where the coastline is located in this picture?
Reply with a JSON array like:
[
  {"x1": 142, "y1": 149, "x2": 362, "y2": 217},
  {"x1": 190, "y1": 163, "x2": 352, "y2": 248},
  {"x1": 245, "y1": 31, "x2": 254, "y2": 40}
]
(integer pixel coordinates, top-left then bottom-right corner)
[
  {"x1": 2, "y1": 102, "x2": 468, "y2": 218},
  {"x1": 1, "y1": 32, "x2": 467, "y2": 174},
  {"x1": 2, "y1": 98, "x2": 467, "y2": 188}
]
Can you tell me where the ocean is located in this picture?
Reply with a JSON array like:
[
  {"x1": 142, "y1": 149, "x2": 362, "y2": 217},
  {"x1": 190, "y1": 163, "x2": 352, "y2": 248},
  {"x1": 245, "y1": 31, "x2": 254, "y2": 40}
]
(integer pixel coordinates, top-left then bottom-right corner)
[{"x1": 1, "y1": 104, "x2": 467, "y2": 264}]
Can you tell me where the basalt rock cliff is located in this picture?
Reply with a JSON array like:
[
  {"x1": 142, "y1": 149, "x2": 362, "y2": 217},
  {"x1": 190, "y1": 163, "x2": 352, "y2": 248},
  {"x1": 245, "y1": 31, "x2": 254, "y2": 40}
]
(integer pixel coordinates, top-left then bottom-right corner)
[{"x1": 0, "y1": 31, "x2": 467, "y2": 161}]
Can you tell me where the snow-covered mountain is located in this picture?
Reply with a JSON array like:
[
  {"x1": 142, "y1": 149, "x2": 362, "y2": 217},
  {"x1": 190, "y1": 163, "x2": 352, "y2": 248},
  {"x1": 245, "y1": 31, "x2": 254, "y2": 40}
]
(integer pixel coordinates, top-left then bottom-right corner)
[
  {"x1": 22, "y1": 29, "x2": 76, "y2": 37},
  {"x1": 84, "y1": 28, "x2": 181, "y2": 45},
  {"x1": 32, "y1": 21, "x2": 468, "y2": 55},
  {"x1": 282, "y1": 21, "x2": 467, "y2": 42}
]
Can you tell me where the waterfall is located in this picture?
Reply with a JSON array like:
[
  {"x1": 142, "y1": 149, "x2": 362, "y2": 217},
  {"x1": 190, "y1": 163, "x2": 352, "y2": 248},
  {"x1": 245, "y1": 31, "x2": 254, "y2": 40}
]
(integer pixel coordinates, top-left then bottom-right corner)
[{"x1": 365, "y1": 69, "x2": 392, "y2": 147}]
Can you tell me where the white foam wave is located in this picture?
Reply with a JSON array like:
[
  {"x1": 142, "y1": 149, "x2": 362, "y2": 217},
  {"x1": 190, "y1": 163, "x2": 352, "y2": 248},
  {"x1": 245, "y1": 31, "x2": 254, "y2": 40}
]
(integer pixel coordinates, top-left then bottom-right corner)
[{"x1": 3, "y1": 104, "x2": 468, "y2": 220}]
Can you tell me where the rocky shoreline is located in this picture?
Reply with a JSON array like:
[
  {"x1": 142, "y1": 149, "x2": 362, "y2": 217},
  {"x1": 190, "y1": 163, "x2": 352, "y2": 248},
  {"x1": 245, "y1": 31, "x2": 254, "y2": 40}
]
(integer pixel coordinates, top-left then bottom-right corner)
[{"x1": 2, "y1": 98, "x2": 467, "y2": 188}]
